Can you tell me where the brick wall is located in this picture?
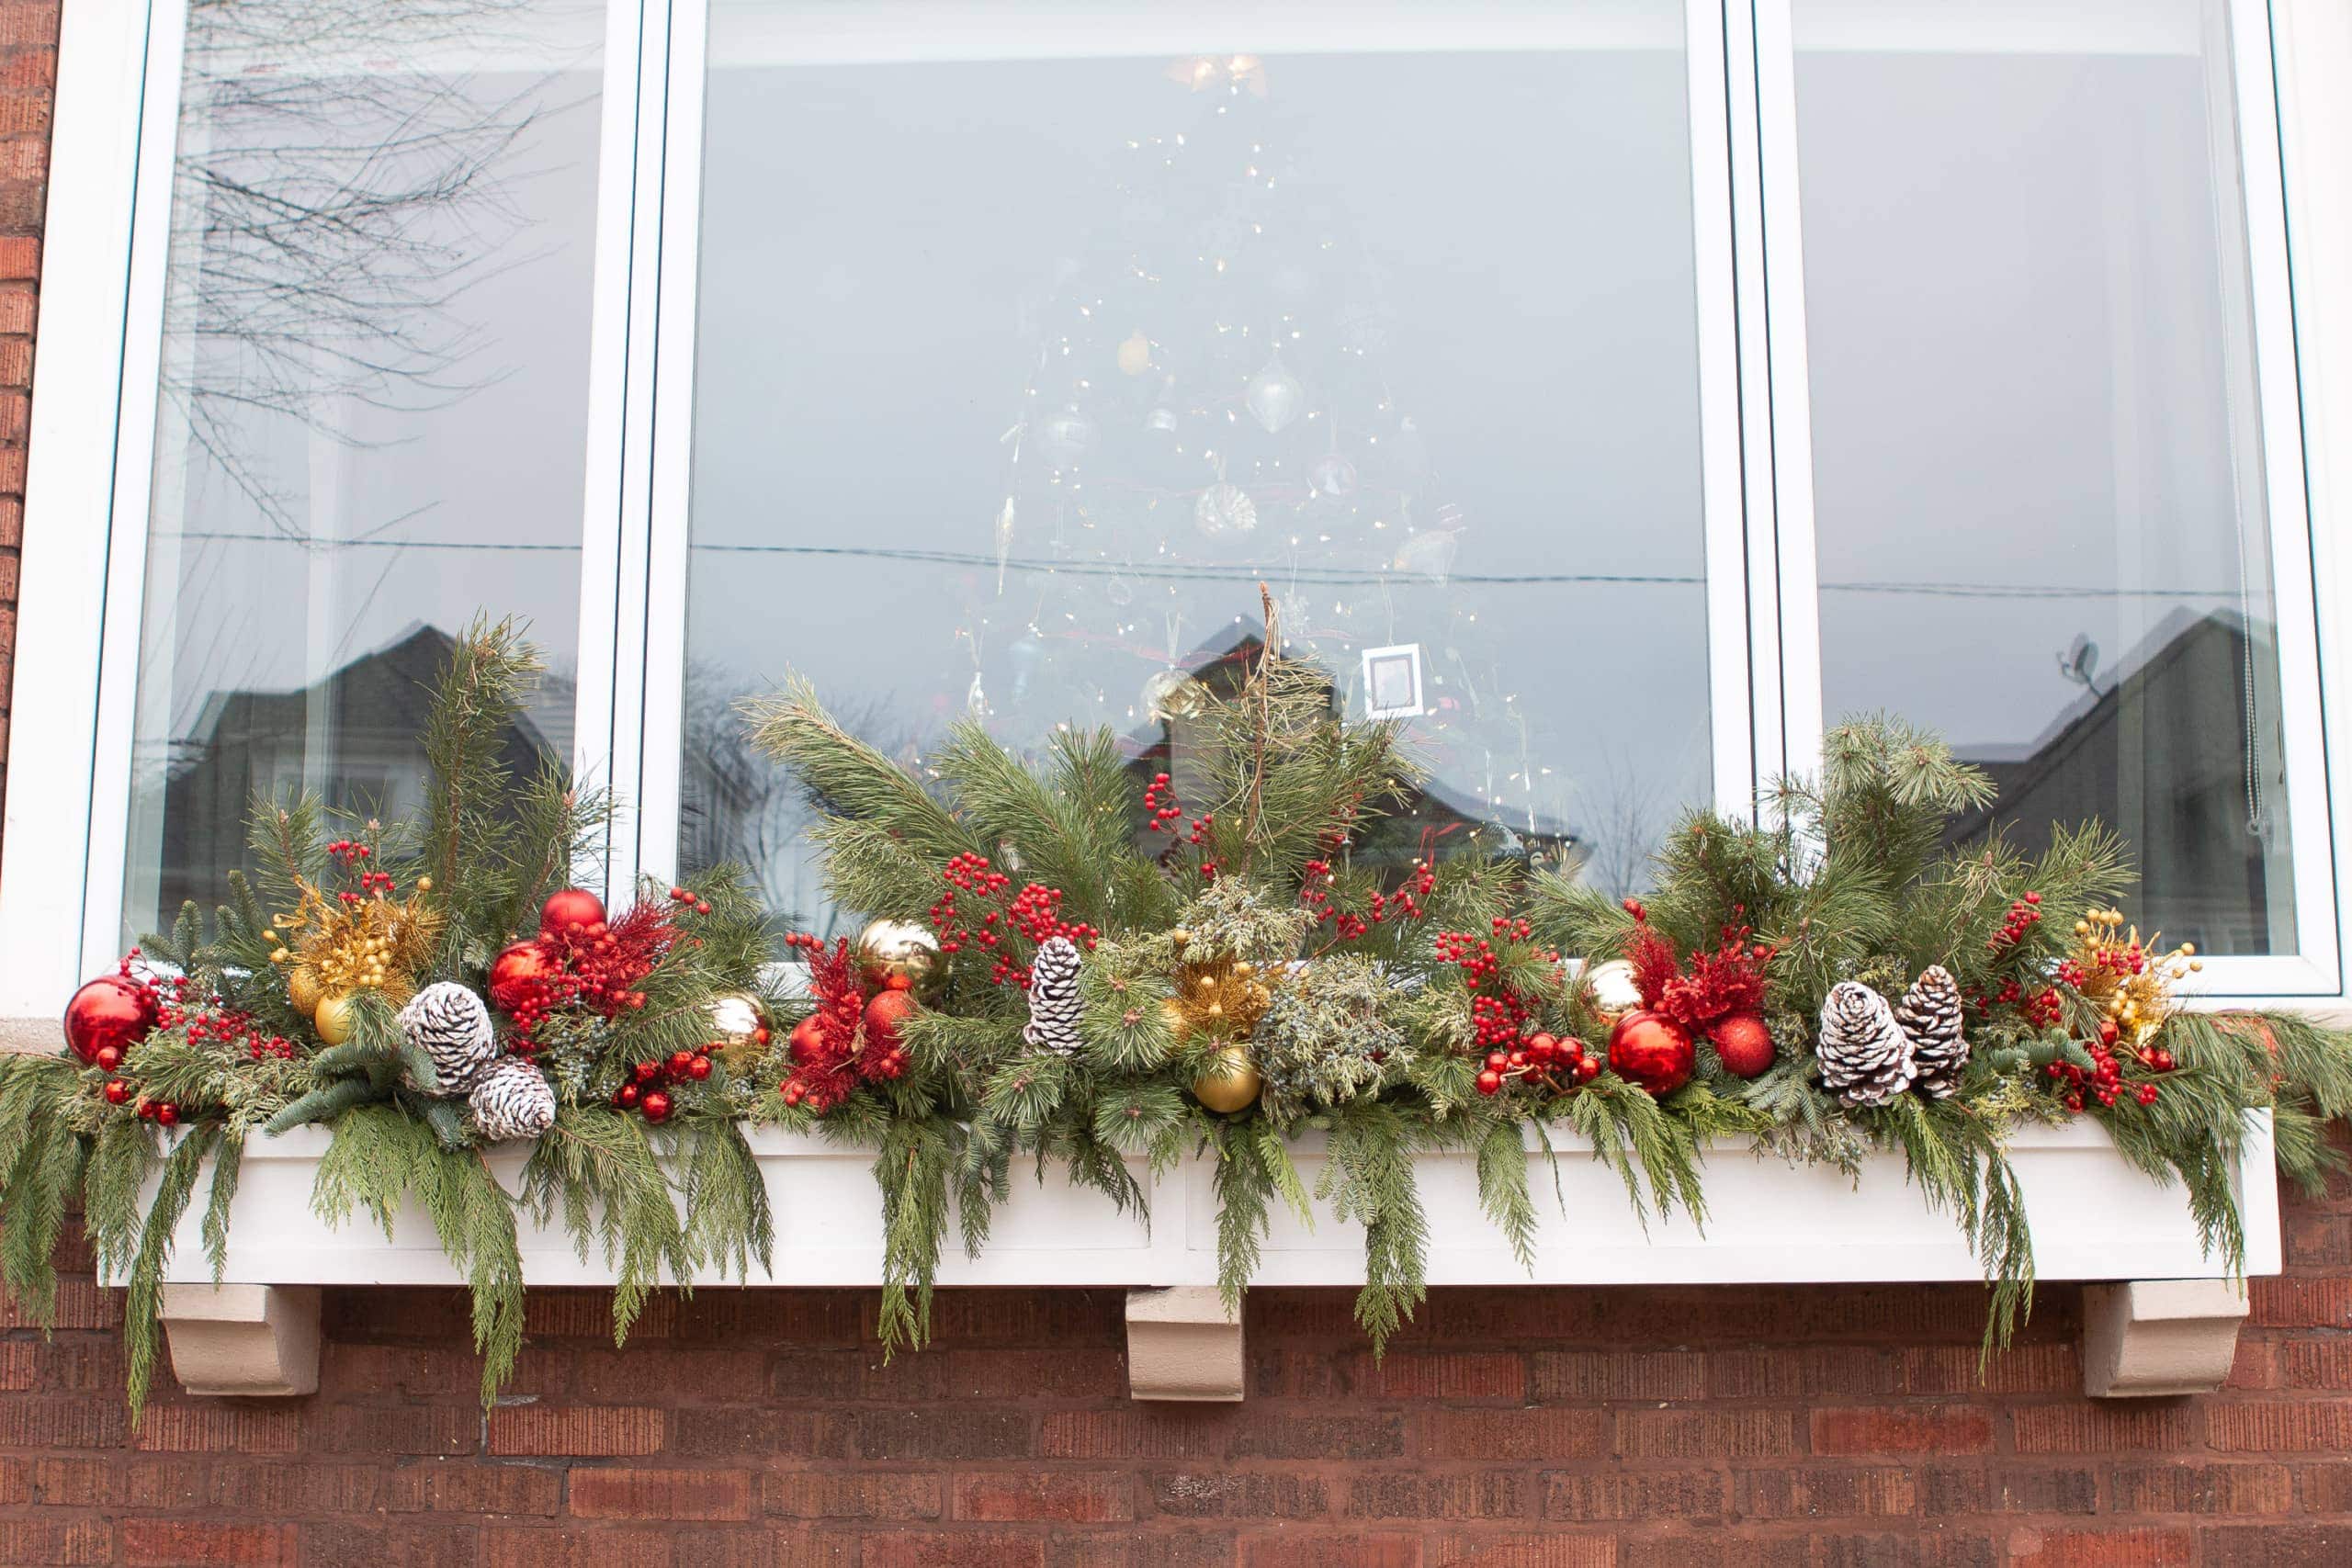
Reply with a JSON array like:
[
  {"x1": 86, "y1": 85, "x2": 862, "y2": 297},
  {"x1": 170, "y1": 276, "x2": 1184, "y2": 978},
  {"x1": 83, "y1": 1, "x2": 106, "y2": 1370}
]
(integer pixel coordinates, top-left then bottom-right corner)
[
  {"x1": 0, "y1": 0, "x2": 51, "y2": 840},
  {"x1": 0, "y1": 1178, "x2": 2345, "y2": 1566}
]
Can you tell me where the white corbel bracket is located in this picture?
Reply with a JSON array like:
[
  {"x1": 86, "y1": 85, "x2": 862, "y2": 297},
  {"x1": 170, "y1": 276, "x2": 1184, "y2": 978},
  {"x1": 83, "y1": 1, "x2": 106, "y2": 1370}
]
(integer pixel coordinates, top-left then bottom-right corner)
[
  {"x1": 2081, "y1": 1279, "x2": 2249, "y2": 1397},
  {"x1": 1125, "y1": 1285, "x2": 1244, "y2": 1402},
  {"x1": 157, "y1": 1283, "x2": 321, "y2": 1397}
]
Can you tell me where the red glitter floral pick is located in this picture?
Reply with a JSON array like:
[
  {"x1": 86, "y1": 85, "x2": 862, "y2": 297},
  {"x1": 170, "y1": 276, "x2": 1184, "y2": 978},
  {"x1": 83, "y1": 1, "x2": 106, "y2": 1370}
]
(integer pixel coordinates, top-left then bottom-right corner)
[
  {"x1": 1619, "y1": 898, "x2": 1683, "y2": 1012},
  {"x1": 1657, "y1": 922, "x2": 1775, "y2": 1032},
  {"x1": 775, "y1": 933, "x2": 880, "y2": 1113}
]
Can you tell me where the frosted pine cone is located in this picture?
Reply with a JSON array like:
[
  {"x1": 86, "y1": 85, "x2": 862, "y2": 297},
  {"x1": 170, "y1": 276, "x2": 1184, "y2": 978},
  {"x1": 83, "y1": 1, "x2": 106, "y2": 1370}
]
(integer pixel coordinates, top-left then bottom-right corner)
[
  {"x1": 468, "y1": 1057, "x2": 556, "y2": 1142},
  {"x1": 1895, "y1": 965, "x2": 1969, "y2": 1099},
  {"x1": 1023, "y1": 935, "x2": 1083, "y2": 1056},
  {"x1": 1817, "y1": 981, "x2": 1916, "y2": 1108},
  {"x1": 398, "y1": 982, "x2": 500, "y2": 1094}
]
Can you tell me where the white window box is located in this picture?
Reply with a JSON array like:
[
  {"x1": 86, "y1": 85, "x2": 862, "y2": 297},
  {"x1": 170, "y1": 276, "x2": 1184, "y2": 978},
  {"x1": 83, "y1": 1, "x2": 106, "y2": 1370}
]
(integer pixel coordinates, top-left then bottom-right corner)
[{"x1": 137, "y1": 1115, "x2": 2277, "y2": 1403}]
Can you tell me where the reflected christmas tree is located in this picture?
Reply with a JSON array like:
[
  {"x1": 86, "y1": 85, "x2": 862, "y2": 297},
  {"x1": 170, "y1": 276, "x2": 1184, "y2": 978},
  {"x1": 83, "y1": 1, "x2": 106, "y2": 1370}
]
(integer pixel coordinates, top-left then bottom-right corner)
[{"x1": 963, "y1": 53, "x2": 1574, "y2": 874}]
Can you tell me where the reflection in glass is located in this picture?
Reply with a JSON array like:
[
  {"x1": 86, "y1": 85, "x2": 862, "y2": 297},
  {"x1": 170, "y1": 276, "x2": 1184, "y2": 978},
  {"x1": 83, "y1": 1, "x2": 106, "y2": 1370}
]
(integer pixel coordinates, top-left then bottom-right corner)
[
  {"x1": 121, "y1": 0, "x2": 605, "y2": 943},
  {"x1": 684, "y1": 6, "x2": 1713, "y2": 930},
  {"x1": 1796, "y1": 0, "x2": 2295, "y2": 954}
]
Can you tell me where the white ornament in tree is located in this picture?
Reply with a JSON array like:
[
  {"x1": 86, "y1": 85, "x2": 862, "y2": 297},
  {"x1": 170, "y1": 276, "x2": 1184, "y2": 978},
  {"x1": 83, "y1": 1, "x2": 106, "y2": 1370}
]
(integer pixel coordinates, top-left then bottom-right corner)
[
  {"x1": 1245, "y1": 357, "x2": 1305, "y2": 434},
  {"x1": 1817, "y1": 981, "x2": 1916, "y2": 1108},
  {"x1": 1023, "y1": 936, "x2": 1084, "y2": 1057},
  {"x1": 469, "y1": 1057, "x2": 557, "y2": 1142},
  {"x1": 397, "y1": 982, "x2": 500, "y2": 1094}
]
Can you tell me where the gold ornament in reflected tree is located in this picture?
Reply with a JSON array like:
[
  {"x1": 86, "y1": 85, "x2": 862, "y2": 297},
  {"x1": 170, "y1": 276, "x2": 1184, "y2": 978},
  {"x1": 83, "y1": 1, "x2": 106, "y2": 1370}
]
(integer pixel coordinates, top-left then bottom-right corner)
[
  {"x1": 707, "y1": 990, "x2": 769, "y2": 1072},
  {"x1": 1142, "y1": 669, "x2": 1211, "y2": 724},
  {"x1": 2064, "y1": 907, "x2": 2199, "y2": 1043},
  {"x1": 855, "y1": 919, "x2": 941, "y2": 991},
  {"x1": 1190, "y1": 1043, "x2": 1263, "y2": 1113}
]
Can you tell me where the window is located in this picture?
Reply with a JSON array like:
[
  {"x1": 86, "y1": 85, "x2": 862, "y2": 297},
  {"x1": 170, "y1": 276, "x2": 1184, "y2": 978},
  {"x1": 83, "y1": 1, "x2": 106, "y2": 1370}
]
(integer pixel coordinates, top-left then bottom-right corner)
[
  {"x1": 676, "y1": 3, "x2": 1725, "y2": 930},
  {"x1": 110, "y1": 0, "x2": 608, "y2": 947},
  {"x1": 5, "y1": 0, "x2": 2340, "y2": 1006}
]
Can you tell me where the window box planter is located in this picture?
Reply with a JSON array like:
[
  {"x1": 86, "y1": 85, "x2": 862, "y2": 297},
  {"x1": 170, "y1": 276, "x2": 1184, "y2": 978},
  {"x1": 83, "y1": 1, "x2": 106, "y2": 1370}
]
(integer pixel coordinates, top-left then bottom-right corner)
[{"x1": 140, "y1": 1114, "x2": 2276, "y2": 1404}]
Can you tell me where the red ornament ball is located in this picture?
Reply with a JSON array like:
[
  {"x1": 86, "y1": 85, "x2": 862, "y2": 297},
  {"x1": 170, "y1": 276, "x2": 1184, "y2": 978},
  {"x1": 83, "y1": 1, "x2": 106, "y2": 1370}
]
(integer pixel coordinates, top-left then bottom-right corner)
[
  {"x1": 64, "y1": 975, "x2": 158, "y2": 1066},
  {"x1": 155, "y1": 1103, "x2": 178, "y2": 1128},
  {"x1": 1708, "y1": 1011, "x2": 1777, "y2": 1078},
  {"x1": 787, "y1": 1014, "x2": 824, "y2": 1065},
  {"x1": 539, "y1": 887, "x2": 607, "y2": 935},
  {"x1": 488, "y1": 942, "x2": 554, "y2": 1013},
  {"x1": 863, "y1": 988, "x2": 920, "y2": 1055},
  {"x1": 686, "y1": 1055, "x2": 713, "y2": 1081},
  {"x1": 1607, "y1": 1010, "x2": 1695, "y2": 1097},
  {"x1": 102, "y1": 1079, "x2": 130, "y2": 1105},
  {"x1": 639, "y1": 1089, "x2": 673, "y2": 1123}
]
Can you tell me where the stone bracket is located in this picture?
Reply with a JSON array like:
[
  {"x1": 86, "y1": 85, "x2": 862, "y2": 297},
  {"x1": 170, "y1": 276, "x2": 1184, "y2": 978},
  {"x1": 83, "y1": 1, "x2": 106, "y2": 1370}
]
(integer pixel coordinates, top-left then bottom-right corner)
[
  {"x1": 2081, "y1": 1278, "x2": 2248, "y2": 1398},
  {"x1": 1125, "y1": 1286, "x2": 1244, "y2": 1402},
  {"x1": 158, "y1": 1284, "x2": 321, "y2": 1397}
]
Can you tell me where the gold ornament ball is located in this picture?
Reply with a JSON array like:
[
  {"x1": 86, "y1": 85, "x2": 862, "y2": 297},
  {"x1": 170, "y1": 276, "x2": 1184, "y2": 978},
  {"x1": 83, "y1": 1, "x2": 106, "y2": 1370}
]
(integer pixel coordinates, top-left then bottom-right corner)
[
  {"x1": 1584, "y1": 958, "x2": 1644, "y2": 1022},
  {"x1": 856, "y1": 919, "x2": 941, "y2": 990},
  {"x1": 707, "y1": 990, "x2": 766, "y2": 1047},
  {"x1": 1116, "y1": 330, "x2": 1152, "y2": 377},
  {"x1": 313, "y1": 991, "x2": 358, "y2": 1046},
  {"x1": 1191, "y1": 1043, "x2": 1262, "y2": 1113},
  {"x1": 286, "y1": 966, "x2": 324, "y2": 1018}
]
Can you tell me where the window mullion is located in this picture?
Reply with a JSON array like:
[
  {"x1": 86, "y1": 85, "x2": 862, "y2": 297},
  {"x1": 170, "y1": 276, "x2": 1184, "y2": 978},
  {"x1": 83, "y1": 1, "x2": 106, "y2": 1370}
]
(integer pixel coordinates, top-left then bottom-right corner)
[{"x1": 628, "y1": 0, "x2": 711, "y2": 894}]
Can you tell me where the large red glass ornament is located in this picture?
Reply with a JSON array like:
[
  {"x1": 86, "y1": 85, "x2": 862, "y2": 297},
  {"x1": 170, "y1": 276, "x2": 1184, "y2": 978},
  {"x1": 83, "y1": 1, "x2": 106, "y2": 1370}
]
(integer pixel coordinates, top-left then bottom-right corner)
[
  {"x1": 538, "y1": 887, "x2": 607, "y2": 935},
  {"x1": 1607, "y1": 1010, "x2": 1695, "y2": 1097},
  {"x1": 1708, "y1": 1011, "x2": 1777, "y2": 1078},
  {"x1": 488, "y1": 942, "x2": 554, "y2": 1013},
  {"x1": 64, "y1": 976, "x2": 157, "y2": 1066}
]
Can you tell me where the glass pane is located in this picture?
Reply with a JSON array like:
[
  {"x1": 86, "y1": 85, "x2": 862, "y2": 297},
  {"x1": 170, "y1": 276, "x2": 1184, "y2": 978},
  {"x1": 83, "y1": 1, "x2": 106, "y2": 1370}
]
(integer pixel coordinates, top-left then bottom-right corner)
[
  {"x1": 684, "y1": 3, "x2": 1713, "y2": 931},
  {"x1": 121, "y1": 1, "x2": 606, "y2": 944},
  {"x1": 1795, "y1": 0, "x2": 2296, "y2": 955}
]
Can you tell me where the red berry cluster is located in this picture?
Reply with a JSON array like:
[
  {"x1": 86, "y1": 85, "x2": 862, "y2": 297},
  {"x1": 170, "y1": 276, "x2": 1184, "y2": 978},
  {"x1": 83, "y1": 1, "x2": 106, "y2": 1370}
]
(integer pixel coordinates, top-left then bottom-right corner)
[
  {"x1": 1140, "y1": 773, "x2": 1219, "y2": 879},
  {"x1": 929, "y1": 853, "x2": 1097, "y2": 988},
  {"x1": 609, "y1": 1044, "x2": 718, "y2": 1122},
  {"x1": 1434, "y1": 919, "x2": 1559, "y2": 1049},
  {"x1": 94, "y1": 952, "x2": 282, "y2": 1116},
  {"x1": 1984, "y1": 891, "x2": 2043, "y2": 953},
  {"x1": 2046, "y1": 1019, "x2": 2165, "y2": 1112},
  {"x1": 665, "y1": 885, "x2": 714, "y2": 917},
  {"x1": 1474, "y1": 1032, "x2": 1600, "y2": 1097},
  {"x1": 325, "y1": 839, "x2": 397, "y2": 903},
  {"x1": 1299, "y1": 858, "x2": 1433, "y2": 942},
  {"x1": 1970, "y1": 975, "x2": 2063, "y2": 1030},
  {"x1": 498, "y1": 899, "x2": 682, "y2": 1053},
  {"x1": 775, "y1": 934, "x2": 916, "y2": 1111}
]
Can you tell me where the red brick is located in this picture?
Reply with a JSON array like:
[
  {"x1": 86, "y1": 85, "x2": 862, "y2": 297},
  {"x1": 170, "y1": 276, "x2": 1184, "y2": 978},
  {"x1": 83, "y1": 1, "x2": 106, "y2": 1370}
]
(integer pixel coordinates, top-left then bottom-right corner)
[
  {"x1": 1416, "y1": 1408, "x2": 1603, "y2": 1461},
  {"x1": 1238, "y1": 1533, "x2": 1421, "y2": 1568},
  {"x1": 1920, "y1": 1464, "x2": 2098, "y2": 1517},
  {"x1": 2249, "y1": 1277, "x2": 2352, "y2": 1328},
  {"x1": 121, "y1": 1519, "x2": 297, "y2": 1567},
  {"x1": 1893, "y1": 1341, "x2": 2076, "y2": 1394},
  {"x1": 2277, "y1": 1339, "x2": 2352, "y2": 1389},
  {"x1": 2012, "y1": 1403, "x2": 2200, "y2": 1453},
  {"x1": 572, "y1": 1348, "x2": 768, "y2": 1402},
  {"x1": 765, "y1": 1471, "x2": 943, "y2": 1519},
  {"x1": 863, "y1": 1532, "x2": 1047, "y2": 1568},
  {"x1": 1541, "y1": 1470, "x2": 1724, "y2": 1523},
  {"x1": 297, "y1": 1521, "x2": 476, "y2": 1568},
  {"x1": 942, "y1": 1348, "x2": 1127, "y2": 1399},
  {"x1": 0, "y1": 1519, "x2": 109, "y2": 1566},
  {"x1": 1370, "y1": 1350, "x2": 1528, "y2": 1401},
  {"x1": 488, "y1": 1404, "x2": 664, "y2": 1456},
  {"x1": 2108, "y1": 1461, "x2": 2291, "y2": 1515},
  {"x1": 377, "y1": 1461, "x2": 559, "y2": 1517},
  {"x1": 571, "y1": 1466, "x2": 755, "y2": 1521},
  {"x1": 2195, "y1": 1524, "x2": 2352, "y2": 1566},
  {"x1": 135, "y1": 1402, "x2": 300, "y2": 1454},
  {"x1": 208, "y1": 1459, "x2": 380, "y2": 1514},
  {"x1": 1148, "y1": 1470, "x2": 1329, "y2": 1520},
  {"x1": 1732, "y1": 1465, "x2": 1916, "y2": 1519},
  {"x1": 326, "y1": 1403, "x2": 477, "y2": 1456},
  {"x1": 2005, "y1": 1527, "x2": 2190, "y2": 1567},
  {"x1": 2207, "y1": 1401, "x2": 2352, "y2": 1453},
  {"x1": 1429, "y1": 1534, "x2": 1616, "y2": 1567},
  {"x1": 1810, "y1": 1406, "x2": 1994, "y2": 1456},
  {"x1": 1532, "y1": 1349, "x2": 1703, "y2": 1402},
  {"x1": 1345, "y1": 1471, "x2": 1526, "y2": 1521},
  {"x1": 1612, "y1": 1408, "x2": 1800, "y2": 1461},
  {"x1": 0, "y1": 1395, "x2": 124, "y2": 1447},
  {"x1": 953, "y1": 1470, "x2": 1133, "y2": 1522},
  {"x1": 481, "y1": 1528, "x2": 675, "y2": 1568},
  {"x1": 1701, "y1": 1347, "x2": 1885, "y2": 1400}
]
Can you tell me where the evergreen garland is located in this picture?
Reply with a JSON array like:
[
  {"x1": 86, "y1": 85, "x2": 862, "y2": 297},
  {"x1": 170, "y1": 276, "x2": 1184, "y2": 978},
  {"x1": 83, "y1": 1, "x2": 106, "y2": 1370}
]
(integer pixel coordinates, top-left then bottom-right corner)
[{"x1": 6, "y1": 615, "x2": 2352, "y2": 1409}]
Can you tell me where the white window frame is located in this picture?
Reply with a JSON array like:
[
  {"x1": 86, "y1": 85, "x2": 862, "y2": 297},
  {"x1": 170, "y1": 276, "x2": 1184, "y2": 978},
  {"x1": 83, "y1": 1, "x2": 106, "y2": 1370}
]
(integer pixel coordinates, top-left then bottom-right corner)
[{"x1": 2, "y1": 0, "x2": 2347, "y2": 1020}]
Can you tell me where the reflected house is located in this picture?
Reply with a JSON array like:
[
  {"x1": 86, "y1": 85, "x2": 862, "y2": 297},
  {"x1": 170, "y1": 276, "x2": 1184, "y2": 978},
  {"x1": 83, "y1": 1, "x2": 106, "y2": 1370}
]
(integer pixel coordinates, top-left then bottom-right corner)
[
  {"x1": 1945, "y1": 608, "x2": 2283, "y2": 955},
  {"x1": 156, "y1": 625, "x2": 568, "y2": 919},
  {"x1": 1126, "y1": 626, "x2": 1585, "y2": 878}
]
